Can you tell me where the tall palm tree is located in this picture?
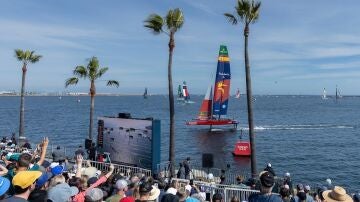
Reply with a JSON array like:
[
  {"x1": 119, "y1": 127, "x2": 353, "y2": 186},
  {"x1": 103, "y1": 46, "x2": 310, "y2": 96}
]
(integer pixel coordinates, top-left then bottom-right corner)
[
  {"x1": 144, "y1": 8, "x2": 184, "y2": 177},
  {"x1": 224, "y1": 0, "x2": 261, "y2": 178},
  {"x1": 65, "y1": 57, "x2": 119, "y2": 140},
  {"x1": 14, "y1": 49, "x2": 42, "y2": 142}
]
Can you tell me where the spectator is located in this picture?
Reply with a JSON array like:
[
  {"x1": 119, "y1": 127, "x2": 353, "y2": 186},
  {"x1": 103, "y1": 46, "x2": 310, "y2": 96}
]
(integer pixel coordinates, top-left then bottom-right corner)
[
  {"x1": 3, "y1": 171, "x2": 42, "y2": 201},
  {"x1": 183, "y1": 157, "x2": 191, "y2": 180},
  {"x1": 248, "y1": 171, "x2": 282, "y2": 202},
  {"x1": 230, "y1": 196, "x2": 240, "y2": 202},
  {"x1": 47, "y1": 182, "x2": 78, "y2": 202},
  {"x1": 105, "y1": 179, "x2": 128, "y2": 202},
  {"x1": 52, "y1": 146, "x2": 65, "y2": 163},
  {"x1": 85, "y1": 188, "x2": 103, "y2": 202},
  {"x1": 353, "y1": 193, "x2": 360, "y2": 202},
  {"x1": 136, "y1": 182, "x2": 160, "y2": 202},
  {"x1": 219, "y1": 170, "x2": 226, "y2": 184},
  {"x1": 120, "y1": 196, "x2": 136, "y2": 202},
  {"x1": 75, "y1": 145, "x2": 85, "y2": 157},
  {"x1": 212, "y1": 193, "x2": 223, "y2": 202},
  {"x1": 322, "y1": 186, "x2": 352, "y2": 202},
  {"x1": 161, "y1": 194, "x2": 180, "y2": 202},
  {"x1": 264, "y1": 163, "x2": 276, "y2": 176},
  {"x1": 280, "y1": 186, "x2": 291, "y2": 202},
  {"x1": 283, "y1": 172, "x2": 293, "y2": 194},
  {"x1": 87, "y1": 143, "x2": 96, "y2": 161},
  {"x1": 176, "y1": 163, "x2": 185, "y2": 179}
]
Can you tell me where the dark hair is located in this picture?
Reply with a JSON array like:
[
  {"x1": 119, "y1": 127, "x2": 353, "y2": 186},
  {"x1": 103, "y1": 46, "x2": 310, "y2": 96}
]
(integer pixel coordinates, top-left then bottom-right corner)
[
  {"x1": 28, "y1": 189, "x2": 48, "y2": 202},
  {"x1": 280, "y1": 187, "x2": 290, "y2": 198},
  {"x1": 69, "y1": 177, "x2": 81, "y2": 189},
  {"x1": 212, "y1": 193, "x2": 222, "y2": 202},
  {"x1": 13, "y1": 185, "x2": 31, "y2": 195},
  {"x1": 298, "y1": 192, "x2": 307, "y2": 201},
  {"x1": 18, "y1": 153, "x2": 32, "y2": 167},
  {"x1": 230, "y1": 196, "x2": 240, "y2": 202},
  {"x1": 189, "y1": 179, "x2": 194, "y2": 186},
  {"x1": 139, "y1": 182, "x2": 152, "y2": 194}
]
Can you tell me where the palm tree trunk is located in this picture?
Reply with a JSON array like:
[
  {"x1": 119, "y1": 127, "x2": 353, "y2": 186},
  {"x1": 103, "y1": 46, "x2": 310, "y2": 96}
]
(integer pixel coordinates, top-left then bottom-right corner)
[
  {"x1": 19, "y1": 63, "x2": 27, "y2": 140},
  {"x1": 244, "y1": 24, "x2": 257, "y2": 178},
  {"x1": 89, "y1": 81, "x2": 96, "y2": 140},
  {"x1": 168, "y1": 33, "x2": 176, "y2": 177}
]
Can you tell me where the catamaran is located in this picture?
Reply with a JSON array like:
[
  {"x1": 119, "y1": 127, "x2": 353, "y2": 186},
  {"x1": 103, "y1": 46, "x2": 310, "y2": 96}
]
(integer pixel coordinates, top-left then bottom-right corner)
[
  {"x1": 235, "y1": 88, "x2": 240, "y2": 99},
  {"x1": 186, "y1": 45, "x2": 238, "y2": 129},
  {"x1": 177, "y1": 81, "x2": 191, "y2": 103},
  {"x1": 143, "y1": 88, "x2": 148, "y2": 99}
]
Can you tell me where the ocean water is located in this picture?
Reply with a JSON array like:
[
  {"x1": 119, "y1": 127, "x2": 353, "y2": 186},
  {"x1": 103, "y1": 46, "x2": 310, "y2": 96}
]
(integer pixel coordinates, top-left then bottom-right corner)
[{"x1": 0, "y1": 95, "x2": 359, "y2": 191}]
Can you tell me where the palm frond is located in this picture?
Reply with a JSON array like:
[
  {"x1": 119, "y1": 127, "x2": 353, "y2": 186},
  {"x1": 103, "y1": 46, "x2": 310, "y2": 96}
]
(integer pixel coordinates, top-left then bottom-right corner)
[
  {"x1": 95, "y1": 67, "x2": 109, "y2": 79},
  {"x1": 144, "y1": 14, "x2": 164, "y2": 35},
  {"x1": 73, "y1": 65, "x2": 88, "y2": 78},
  {"x1": 224, "y1": 13, "x2": 238, "y2": 25},
  {"x1": 24, "y1": 50, "x2": 31, "y2": 60},
  {"x1": 14, "y1": 49, "x2": 24, "y2": 61},
  {"x1": 166, "y1": 8, "x2": 184, "y2": 32},
  {"x1": 29, "y1": 54, "x2": 42, "y2": 63},
  {"x1": 250, "y1": 1, "x2": 261, "y2": 24},
  {"x1": 106, "y1": 80, "x2": 119, "y2": 87},
  {"x1": 65, "y1": 77, "x2": 79, "y2": 87},
  {"x1": 87, "y1": 57, "x2": 99, "y2": 80}
]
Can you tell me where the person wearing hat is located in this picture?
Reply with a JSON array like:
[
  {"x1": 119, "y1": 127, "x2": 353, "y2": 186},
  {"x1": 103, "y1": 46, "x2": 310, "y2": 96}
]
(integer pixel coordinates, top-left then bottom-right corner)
[
  {"x1": 48, "y1": 183, "x2": 79, "y2": 202},
  {"x1": 84, "y1": 188, "x2": 103, "y2": 202},
  {"x1": 291, "y1": 184, "x2": 314, "y2": 202},
  {"x1": 72, "y1": 155, "x2": 115, "y2": 202},
  {"x1": 105, "y1": 179, "x2": 128, "y2": 202},
  {"x1": 322, "y1": 186, "x2": 353, "y2": 202},
  {"x1": 248, "y1": 171, "x2": 282, "y2": 202},
  {"x1": 2, "y1": 171, "x2": 42, "y2": 202},
  {"x1": 0, "y1": 176, "x2": 10, "y2": 200},
  {"x1": 3, "y1": 138, "x2": 49, "y2": 195},
  {"x1": 136, "y1": 182, "x2": 160, "y2": 202},
  {"x1": 264, "y1": 163, "x2": 276, "y2": 176}
]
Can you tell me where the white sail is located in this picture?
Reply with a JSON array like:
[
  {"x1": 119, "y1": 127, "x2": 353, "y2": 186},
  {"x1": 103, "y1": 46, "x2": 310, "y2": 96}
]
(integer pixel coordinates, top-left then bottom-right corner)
[{"x1": 322, "y1": 88, "x2": 328, "y2": 99}]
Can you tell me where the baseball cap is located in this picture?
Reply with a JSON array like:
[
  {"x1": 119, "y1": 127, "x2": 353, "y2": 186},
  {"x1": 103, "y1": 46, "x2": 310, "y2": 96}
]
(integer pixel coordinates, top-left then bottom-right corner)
[
  {"x1": 304, "y1": 185, "x2": 311, "y2": 191},
  {"x1": 36, "y1": 172, "x2": 53, "y2": 188},
  {"x1": 116, "y1": 179, "x2": 128, "y2": 190},
  {"x1": 0, "y1": 177, "x2": 10, "y2": 196},
  {"x1": 51, "y1": 165, "x2": 64, "y2": 176},
  {"x1": 87, "y1": 177, "x2": 98, "y2": 186},
  {"x1": 48, "y1": 183, "x2": 79, "y2": 202},
  {"x1": 12, "y1": 171, "x2": 42, "y2": 189},
  {"x1": 259, "y1": 171, "x2": 274, "y2": 188},
  {"x1": 85, "y1": 188, "x2": 103, "y2": 201}
]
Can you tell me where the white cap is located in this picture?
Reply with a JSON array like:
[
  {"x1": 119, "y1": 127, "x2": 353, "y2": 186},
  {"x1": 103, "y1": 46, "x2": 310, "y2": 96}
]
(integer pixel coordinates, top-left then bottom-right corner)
[
  {"x1": 326, "y1": 178, "x2": 332, "y2": 185},
  {"x1": 285, "y1": 172, "x2": 290, "y2": 177},
  {"x1": 267, "y1": 163, "x2": 272, "y2": 167},
  {"x1": 208, "y1": 173, "x2": 214, "y2": 180},
  {"x1": 284, "y1": 184, "x2": 290, "y2": 189},
  {"x1": 166, "y1": 187, "x2": 177, "y2": 195}
]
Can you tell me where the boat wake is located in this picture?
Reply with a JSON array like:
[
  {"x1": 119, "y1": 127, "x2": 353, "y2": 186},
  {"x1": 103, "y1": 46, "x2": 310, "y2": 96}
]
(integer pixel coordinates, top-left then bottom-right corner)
[{"x1": 239, "y1": 124, "x2": 354, "y2": 131}]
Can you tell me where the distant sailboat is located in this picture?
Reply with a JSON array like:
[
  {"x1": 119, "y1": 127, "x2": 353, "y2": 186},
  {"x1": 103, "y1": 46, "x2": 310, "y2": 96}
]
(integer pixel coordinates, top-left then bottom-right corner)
[
  {"x1": 177, "y1": 81, "x2": 192, "y2": 103},
  {"x1": 77, "y1": 99, "x2": 81, "y2": 103},
  {"x1": 336, "y1": 85, "x2": 342, "y2": 100},
  {"x1": 235, "y1": 88, "x2": 240, "y2": 99},
  {"x1": 143, "y1": 88, "x2": 148, "y2": 99},
  {"x1": 322, "y1": 88, "x2": 328, "y2": 100}
]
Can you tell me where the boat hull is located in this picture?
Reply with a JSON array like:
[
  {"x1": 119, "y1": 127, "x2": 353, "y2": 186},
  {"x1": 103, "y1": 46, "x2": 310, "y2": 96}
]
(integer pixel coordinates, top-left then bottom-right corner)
[{"x1": 186, "y1": 119, "x2": 238, "y2": 126}]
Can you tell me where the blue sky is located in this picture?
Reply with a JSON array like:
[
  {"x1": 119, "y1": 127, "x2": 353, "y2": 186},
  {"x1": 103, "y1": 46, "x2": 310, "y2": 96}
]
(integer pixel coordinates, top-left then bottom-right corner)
[{"x1": 1, "y1": 0, "x2": 360, "y2": 95}]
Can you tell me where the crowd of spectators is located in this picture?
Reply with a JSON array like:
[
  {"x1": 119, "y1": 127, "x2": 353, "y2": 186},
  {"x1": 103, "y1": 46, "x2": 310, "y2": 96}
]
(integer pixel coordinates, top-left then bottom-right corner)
[{"x1": 0, "y1": 136, "x2": 359, "y2": 202}]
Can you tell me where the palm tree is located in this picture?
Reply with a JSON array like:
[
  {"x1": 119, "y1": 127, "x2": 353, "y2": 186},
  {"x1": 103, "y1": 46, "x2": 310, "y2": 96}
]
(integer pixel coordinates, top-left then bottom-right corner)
[
  {"x1": 14, "y1": 49, "x2": 42, "y2": 142},
  {"x1": 224, "y1": 0, "x2": 261, "y2": 178},
  {"x1": 65, "y1": 57, "x2": 119, "y2": 140},
  {"x1": 144, "y1": 8, "x2": 184, "y2": 177}
]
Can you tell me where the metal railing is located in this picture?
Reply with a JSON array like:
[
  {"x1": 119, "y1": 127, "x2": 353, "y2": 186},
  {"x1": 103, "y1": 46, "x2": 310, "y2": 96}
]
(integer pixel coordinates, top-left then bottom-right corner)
[
  {"x1": 85, "y1": 160, "x2": 152, "y2": 177},
  {"x1": 171, "y1": 178, "x2": 259, "y2": 202}
]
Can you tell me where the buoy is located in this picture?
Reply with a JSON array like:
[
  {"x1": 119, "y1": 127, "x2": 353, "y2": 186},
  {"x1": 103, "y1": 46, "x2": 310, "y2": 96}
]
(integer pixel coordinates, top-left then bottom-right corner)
[{"x1": 232, "y1": 141, "x2": 251, "y2": 156}]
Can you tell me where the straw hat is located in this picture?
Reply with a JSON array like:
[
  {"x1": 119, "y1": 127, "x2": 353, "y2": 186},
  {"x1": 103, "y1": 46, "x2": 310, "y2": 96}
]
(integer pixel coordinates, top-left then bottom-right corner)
[
  {"x1": 148, "y1": 185, "x2": 160, "y2": 201},
  {"x1": 322, "y1": 186, "x2": 353, "y2": 202}
]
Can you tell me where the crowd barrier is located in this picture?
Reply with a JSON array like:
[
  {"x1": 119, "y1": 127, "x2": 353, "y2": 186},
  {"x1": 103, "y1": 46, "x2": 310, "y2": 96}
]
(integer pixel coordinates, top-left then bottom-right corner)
[{"x1": 172, "y1": 178, "x2": 260, "y2": 202}]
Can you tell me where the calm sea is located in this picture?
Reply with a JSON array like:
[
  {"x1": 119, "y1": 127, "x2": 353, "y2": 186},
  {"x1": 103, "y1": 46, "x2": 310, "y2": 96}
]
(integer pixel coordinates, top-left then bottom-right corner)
[{"x1": 0, "y1": 95, "x2": 359, "y2": 191}]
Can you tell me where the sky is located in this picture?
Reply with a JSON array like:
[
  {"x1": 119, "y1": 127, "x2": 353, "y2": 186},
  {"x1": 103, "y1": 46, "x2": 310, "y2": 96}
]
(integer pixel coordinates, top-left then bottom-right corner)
[{"x1": 1, "y1": 0, "x2": 360, "y2": 95}]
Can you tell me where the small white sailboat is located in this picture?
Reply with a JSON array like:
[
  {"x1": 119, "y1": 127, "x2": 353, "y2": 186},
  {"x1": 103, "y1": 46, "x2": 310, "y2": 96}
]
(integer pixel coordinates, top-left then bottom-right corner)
[
  {"x1": 235, "y1": 88, "x2": 240, "y2": 99},
  {"x1": 322, "y1": 88, "x2": 328, "y2": 100}
]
